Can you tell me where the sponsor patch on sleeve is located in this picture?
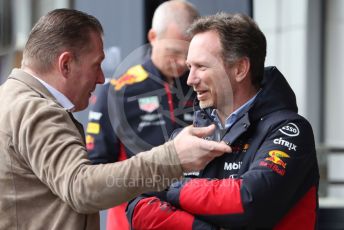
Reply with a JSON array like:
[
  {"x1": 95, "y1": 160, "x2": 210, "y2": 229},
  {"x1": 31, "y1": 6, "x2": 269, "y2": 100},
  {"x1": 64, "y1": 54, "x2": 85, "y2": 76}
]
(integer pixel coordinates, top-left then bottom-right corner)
[
  {"x1": 259, "y1": 150, "x2": 290, "y2": 176},
  {"x1": 273, "y1": 137, "x2": 297, "y2": 151},
  {"x1": 88, "y1": 111, "x2": 103, "y2": 121},
  {"x1": 86, "y1": 135, "x2": 95, "y2": 150},
  {"x1": 279, "y1": 123, "x2": 300, "y2": 137},
  {"x1": 111, "y1": 65, "x2": 148, "y2": 91},
  {"x1": 86, "y1": 122, "x2": 100, "y2": 134}
]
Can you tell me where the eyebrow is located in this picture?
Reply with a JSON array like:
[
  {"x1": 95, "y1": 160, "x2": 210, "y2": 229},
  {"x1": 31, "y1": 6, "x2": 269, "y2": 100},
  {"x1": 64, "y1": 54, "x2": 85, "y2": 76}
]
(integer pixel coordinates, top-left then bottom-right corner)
[
  {"x1": 186, "y1": 59, "x2": 208, "y2": 66},
  {"x1": 165, "y1": 46, "x2": 186, "y2": 53}
]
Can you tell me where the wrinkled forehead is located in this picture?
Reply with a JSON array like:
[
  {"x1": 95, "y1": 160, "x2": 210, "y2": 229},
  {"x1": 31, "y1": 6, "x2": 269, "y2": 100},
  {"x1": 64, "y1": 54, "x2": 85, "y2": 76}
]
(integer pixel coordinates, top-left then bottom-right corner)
[{"x1": 187, "y1": 32, "x2": 223, "y2": 64}]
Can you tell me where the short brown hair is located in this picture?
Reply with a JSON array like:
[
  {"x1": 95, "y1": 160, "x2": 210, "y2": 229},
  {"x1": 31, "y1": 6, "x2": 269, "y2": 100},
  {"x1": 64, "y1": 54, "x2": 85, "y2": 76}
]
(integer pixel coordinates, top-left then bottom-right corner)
[
  {"x1": 22, "y1": 8, "x2": 103, "y2": 73},
  {"x1": 187, "y1": 13, "x2": 266, "y2": 87}
]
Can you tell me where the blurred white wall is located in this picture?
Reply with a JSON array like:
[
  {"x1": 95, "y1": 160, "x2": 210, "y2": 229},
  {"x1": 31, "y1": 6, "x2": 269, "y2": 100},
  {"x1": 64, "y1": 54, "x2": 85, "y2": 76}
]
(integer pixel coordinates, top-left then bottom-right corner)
[
  {"x1": 325, "y1": 0, "x2": 344, "y2": 147},
  {"x1": 254, "y1": 0, "x2": 312, "y2": 126},
  {"x1": 255, "y1": 0, "x2": 344, "y2": 199},
  {"x1": 325, "y1": 0, "x2": 344, "y2": 198},
  {"x1": 254, "y1": 0, "x2": 325, "y2": 146}
]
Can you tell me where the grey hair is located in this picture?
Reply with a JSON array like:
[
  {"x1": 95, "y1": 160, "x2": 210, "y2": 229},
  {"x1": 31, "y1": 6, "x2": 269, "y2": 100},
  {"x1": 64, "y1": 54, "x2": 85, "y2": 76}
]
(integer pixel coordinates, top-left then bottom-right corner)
[{"x1": 152, "y1": 0, "x2": 199, "y2": 37}]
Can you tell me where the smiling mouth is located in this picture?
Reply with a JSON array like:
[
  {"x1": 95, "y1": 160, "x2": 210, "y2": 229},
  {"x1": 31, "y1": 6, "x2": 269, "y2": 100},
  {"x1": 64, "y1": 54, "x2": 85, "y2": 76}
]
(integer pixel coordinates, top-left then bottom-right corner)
[{"x1": 196, "y1": 90, "x2": 208, "y2": 100}]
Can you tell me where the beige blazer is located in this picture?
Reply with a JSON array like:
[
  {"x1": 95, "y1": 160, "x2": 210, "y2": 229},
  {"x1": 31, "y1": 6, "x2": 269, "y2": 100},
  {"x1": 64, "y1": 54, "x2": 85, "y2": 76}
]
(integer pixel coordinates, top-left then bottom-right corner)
[{"x1": 0, "y1": 69, "x2": 182, "y2": 230}]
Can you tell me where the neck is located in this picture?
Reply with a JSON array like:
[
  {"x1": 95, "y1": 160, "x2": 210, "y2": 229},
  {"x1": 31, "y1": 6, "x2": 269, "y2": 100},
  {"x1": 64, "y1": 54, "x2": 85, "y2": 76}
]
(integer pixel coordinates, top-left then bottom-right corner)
[
  {"x1": 22, "y1": 66, "x2": 64, "y2": 93},
  {"x1": 216, "y1": 109, "x2": 229, "y2": 127},
  {"x1": 217, "y1": 85, "x2": 258, "y2": 125},
  {"x1": 165, "y1": 76, "x2": 174, "y2": 85},
  {"x1": 150, "y1": 56, "x2": 174, "y2": 85},
  {"x1": 21, "y1": 66, "x2": 41, "y2": 79}
]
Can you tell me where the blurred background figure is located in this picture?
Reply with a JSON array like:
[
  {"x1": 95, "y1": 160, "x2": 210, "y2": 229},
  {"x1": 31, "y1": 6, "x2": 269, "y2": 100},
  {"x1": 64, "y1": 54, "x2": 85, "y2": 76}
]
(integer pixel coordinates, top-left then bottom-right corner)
[
  {"x1": 102, "y1": 46, "x2": 121, "y2": 80},
  {"x1": 85, "y1": 1, "x2": 199, "y2": 229}
]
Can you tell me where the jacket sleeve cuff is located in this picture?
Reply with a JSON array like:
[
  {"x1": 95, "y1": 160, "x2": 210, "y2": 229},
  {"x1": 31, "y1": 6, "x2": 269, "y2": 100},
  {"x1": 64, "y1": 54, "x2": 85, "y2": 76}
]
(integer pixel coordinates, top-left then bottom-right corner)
[{"x1": 166, "y1": 178, "x2": 191, "y2": 208}]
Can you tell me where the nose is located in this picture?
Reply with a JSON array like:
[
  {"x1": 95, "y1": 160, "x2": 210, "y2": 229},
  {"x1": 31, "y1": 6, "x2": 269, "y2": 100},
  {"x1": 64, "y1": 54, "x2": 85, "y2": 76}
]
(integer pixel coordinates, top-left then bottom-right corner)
[
  {"x1": 175, "y1": 57, "x2": 187, "y2": 68},
  {"x1": 187, "y1": 68, "x2": 200, "y2": 86},
  {"x1": 97, "y1": 71, "x2": 105, "y2": 85},
  {"x1": 170, "y1": 56, "x2": 187, "y2": 73}
]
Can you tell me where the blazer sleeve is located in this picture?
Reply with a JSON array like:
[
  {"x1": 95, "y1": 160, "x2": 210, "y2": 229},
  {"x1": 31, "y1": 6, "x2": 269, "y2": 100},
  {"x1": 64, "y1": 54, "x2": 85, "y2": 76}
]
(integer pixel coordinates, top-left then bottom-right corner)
[{"x1": 18, "y1": 99, "x2": 183, "y2": 213}]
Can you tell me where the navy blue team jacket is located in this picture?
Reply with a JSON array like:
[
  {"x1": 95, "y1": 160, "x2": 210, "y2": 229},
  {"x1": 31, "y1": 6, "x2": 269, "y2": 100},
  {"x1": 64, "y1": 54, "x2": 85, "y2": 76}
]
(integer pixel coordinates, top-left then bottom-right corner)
[
  {"x1": 126, "y1": 66, "x2": 319, "y2": 230},
  {"x1": 86, "y1": 58, "x2": 194, "y2": 163}
]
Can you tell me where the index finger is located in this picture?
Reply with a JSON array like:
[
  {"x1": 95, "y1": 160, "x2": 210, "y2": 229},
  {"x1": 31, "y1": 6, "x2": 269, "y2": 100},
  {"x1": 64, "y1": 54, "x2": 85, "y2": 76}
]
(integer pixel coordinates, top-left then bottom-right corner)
[{"x1": 199, "y1": 139, "x2": 231, "y2": 153}]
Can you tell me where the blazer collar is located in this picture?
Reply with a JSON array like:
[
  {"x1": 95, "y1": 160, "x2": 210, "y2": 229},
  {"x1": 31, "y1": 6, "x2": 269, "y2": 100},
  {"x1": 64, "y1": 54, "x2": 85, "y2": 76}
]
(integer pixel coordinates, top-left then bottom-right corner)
[{"x1": 8, "y1": 68, "x2": 58, "y2": 103}]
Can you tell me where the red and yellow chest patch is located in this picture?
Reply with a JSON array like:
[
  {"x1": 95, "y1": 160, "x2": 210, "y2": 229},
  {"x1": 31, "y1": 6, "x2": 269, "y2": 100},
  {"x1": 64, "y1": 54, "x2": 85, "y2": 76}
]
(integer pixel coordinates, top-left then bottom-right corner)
[
  {"x1": 111, "y1": 65, "x2": 148, "y2": 91},
  {"x1": 265, "y1": 150, "x2": 290, "y2": 168}
]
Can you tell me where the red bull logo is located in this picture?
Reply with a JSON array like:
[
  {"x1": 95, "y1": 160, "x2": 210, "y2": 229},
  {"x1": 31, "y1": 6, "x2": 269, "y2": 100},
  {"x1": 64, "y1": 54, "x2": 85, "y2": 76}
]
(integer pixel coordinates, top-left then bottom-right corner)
[
  {"x1": 259, "y1": 161, "x2": 286, "y2": 176},
  {"x1": 86, "y1": 135, "x2": 95, "y2": 150},
  {"x1": 265, "y1": 150, "x2": 290, "y2": 168},
  {"x1": 111, "y1": 65, "x2": 148, "y2": 90}
]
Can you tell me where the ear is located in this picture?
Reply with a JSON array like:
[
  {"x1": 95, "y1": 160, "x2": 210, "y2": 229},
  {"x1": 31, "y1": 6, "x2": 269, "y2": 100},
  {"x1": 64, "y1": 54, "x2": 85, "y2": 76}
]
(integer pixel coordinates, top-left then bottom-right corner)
[
  {"x1": 147, "y1": 28, "x2": 158, "y2": 44},
  {"x1": 58, "y1": 51, "x2": 73, "y2": 78},
  {"x1": 233, "y1": 57, "x2": 250, "y2": 83}
]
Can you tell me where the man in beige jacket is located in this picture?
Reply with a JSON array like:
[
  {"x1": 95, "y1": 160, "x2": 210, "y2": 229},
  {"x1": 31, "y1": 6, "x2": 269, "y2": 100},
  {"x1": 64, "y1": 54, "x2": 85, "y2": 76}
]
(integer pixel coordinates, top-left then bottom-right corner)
[{"x1": 0, "y1": 9, "x2": 230, "y2": 230}]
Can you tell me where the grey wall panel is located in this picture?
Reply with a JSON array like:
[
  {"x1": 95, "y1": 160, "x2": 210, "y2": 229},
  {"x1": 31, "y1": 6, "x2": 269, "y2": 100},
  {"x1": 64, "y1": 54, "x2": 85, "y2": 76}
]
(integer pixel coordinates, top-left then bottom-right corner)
[
  {"x1": 73, "y1": 0, "x2": 145, "y2": 130},
  {"x1": 305, "y1": 0, "x2": 324, "y2": 144},
  {"x1": 0, "y1": 0, "x2": 14, "y2": 55},
  {"x1": 189, "y1": 0, "x2": 252, "y2": 16},
  {"x1": 74, "y1": 0, "x2": 144, "y2": 59}
]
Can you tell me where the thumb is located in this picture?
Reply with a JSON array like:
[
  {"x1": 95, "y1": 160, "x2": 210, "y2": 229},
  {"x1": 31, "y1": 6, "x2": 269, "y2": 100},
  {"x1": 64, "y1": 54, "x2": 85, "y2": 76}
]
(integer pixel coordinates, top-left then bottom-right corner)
[{"x1": 189, "y1": 124, "x2": 216, "y2": 138}]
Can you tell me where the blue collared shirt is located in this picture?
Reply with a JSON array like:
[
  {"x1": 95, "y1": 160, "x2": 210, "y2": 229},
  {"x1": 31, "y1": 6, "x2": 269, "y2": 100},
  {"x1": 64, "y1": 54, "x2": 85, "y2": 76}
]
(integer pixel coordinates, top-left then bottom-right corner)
[
  {"x1": 31, "y1": 75, "x2": 75, "y2": 112},
  {"x1": 211, "y1": 92, "x2": 260, "y2": 130}
]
